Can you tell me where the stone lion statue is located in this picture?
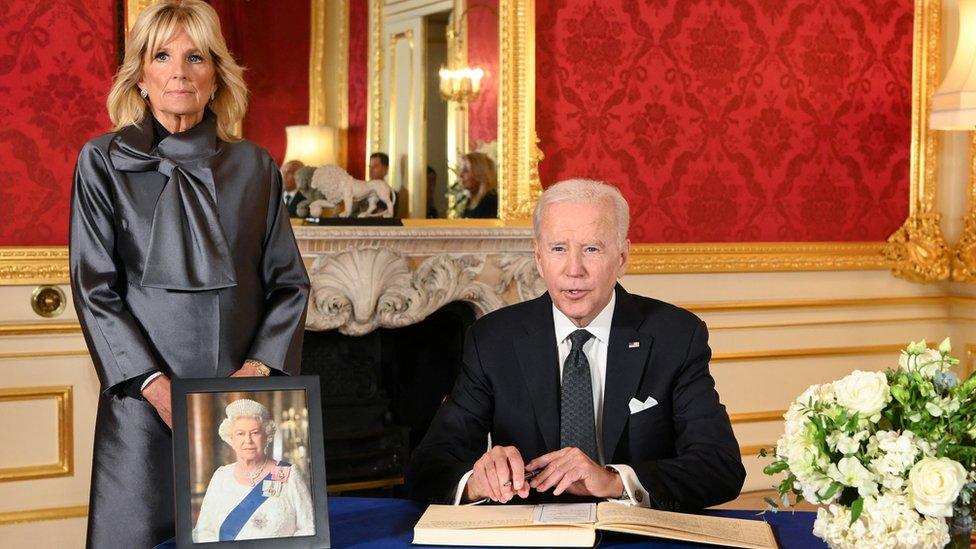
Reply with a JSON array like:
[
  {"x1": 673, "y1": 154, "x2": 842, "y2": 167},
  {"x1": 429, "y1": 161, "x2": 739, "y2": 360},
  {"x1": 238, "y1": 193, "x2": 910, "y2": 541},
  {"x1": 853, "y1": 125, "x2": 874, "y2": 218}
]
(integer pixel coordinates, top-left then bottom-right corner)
[{"x1": 306, "y1": 165, "x2": 395, "y2": 218}]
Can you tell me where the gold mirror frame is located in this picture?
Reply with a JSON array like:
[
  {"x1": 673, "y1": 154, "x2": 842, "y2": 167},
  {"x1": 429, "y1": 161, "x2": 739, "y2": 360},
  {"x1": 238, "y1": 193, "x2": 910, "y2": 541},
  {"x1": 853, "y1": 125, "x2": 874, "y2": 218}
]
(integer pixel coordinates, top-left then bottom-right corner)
[{"x1": 363, "y1": 0, "x2": 541, "y2": 222}]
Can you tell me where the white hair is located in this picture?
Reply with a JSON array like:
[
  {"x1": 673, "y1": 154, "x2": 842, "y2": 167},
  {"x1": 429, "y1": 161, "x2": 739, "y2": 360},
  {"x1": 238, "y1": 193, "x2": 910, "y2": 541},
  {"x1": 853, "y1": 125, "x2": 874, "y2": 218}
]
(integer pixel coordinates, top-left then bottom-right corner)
[
  {"x1": 217, "y1": 398, "x2": 276, "y2": 446},
  {"x1": 532, "y1": 179, "x2": 630, "y2": 246}
]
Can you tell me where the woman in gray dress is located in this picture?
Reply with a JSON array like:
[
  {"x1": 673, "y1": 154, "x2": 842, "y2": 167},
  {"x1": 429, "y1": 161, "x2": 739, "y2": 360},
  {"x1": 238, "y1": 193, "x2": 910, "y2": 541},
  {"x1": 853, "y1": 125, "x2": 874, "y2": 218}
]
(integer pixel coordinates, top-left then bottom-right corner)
[{"x1": 69, "y1": 1, "x2": 310, "y2": 546}]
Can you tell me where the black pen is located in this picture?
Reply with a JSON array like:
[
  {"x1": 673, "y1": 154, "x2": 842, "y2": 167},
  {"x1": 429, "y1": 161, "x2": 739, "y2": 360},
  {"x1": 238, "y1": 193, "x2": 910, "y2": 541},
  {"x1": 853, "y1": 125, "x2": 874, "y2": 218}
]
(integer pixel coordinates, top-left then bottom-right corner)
[{"x1": 502, "y1": 469, "x2": 540, "y2": 488}]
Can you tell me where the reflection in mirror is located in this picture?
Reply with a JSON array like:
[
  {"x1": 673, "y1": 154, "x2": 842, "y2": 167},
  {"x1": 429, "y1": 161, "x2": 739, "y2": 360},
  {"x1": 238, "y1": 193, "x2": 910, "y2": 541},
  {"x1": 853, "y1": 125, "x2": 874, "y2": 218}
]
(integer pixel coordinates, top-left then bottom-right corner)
[
  {"x1": 374, "y1": 0, "x2": 500, "y2": 219},
  {"x1": 158, "y1": 0, "x2": 511, "y2": 221}
]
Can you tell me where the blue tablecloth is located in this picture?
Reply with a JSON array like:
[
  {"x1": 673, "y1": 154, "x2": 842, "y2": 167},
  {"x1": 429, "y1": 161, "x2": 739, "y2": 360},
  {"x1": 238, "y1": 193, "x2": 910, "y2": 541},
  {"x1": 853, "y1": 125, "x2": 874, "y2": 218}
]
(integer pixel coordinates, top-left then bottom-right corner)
[
  {"x1": 157, "y1": 496, "x2": 824, "y2": 548},
  {"x1": 329, "y1": 497, "x2": 824, "y2": 549}
]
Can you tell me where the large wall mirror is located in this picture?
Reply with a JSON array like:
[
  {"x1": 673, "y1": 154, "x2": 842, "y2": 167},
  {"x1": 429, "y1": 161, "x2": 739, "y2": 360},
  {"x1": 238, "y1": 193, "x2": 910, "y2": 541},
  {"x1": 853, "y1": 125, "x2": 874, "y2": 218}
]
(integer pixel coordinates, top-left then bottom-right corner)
[
  {"x1": 127, "y1": 0, "x2": 540, "y2": 222},
  {"x1": 373, "y1": 0, "x2": 501, "y2": 219},
  {"x1": 359, "y1": 0, "x2": 541, "y2": 221}
]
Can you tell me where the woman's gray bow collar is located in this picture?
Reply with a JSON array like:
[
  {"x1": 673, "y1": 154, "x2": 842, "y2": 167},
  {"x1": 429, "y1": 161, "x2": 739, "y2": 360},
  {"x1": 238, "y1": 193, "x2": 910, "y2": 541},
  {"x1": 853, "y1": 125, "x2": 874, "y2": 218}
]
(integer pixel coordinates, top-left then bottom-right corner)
[{"x1": 108, "y1": 112, "x2": 237, "y2": 291}]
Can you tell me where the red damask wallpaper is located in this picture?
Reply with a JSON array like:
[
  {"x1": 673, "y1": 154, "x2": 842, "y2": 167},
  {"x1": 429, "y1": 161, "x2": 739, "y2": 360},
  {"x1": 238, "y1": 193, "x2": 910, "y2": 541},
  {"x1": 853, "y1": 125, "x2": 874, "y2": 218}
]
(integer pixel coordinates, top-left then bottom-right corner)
[
  {"x1": 468, "y1": 0, "x2": 499, "y2": 149},
  {"x1": 348, "y1": 0, "x2": 368, "y2": 180},
  {"x1": 536, "y1": 0, "x2": 913, "y2": 242},
  {"x1": 0, "y1": 0, "x2": 117, "y2": 246},
  {"x1": 214, "y1": 0, "x2": 310, "y2": 165}
]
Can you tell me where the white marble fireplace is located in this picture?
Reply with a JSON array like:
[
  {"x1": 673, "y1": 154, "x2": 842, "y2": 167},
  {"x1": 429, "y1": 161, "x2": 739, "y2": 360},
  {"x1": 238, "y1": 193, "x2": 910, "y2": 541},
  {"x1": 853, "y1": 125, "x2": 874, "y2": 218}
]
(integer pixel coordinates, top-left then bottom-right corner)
[{"x1": 293, "y1": 225, "x2": 545, "y2": 335}]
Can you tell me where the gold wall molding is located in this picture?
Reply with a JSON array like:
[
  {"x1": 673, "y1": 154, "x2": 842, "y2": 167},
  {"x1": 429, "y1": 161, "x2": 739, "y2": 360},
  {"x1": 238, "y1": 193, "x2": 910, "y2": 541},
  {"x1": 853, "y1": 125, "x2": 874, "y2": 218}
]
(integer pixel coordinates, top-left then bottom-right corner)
[
  {"x1": 0, "y1": 505, "x2": 88, "y2": 526},
  {"x1": 498, "y1": 0, "x2": 543, "y2": 221},
  {"x1": 740, "y1": 444, "x2": 770, "y2": 457},
  {"x1": 951, "y1": 136, "x2": 976, "y2": 281},
  {"x1": 883, "y1": 0, "x2": 951, "y2": 282},
  {"x1": 125, "y1": 0, "x2": 153, "y2": 32},
  {"x1": 0, "y1": 248, "x2": 69, "y2": 286},
  {"x1": 681, "y1": 295, "x2": 954, "y2": 313},
  {"x1": 712, "y1": 344, "x2": 910, "y2": 364},
  {"x1": 309, "y1": 0, "x2": 350, "y2": 168},
  {"x1": 628, "y1": 242, "x2": 887, "y2": 274},
  {"x1": 309, "y1": 0, "x2": 328, "y2": 126},
  {"x1": 0, "y1": 322, "x2": 81, "y2": 336},
  {"x1": 708, "y1": 315, "x2": 950, "y2": 332},
  {"x1": 0, "y1": 350, "x2": 90, "y2": 360},
  {"x1": 0, "y1": 386, "x2": 73, "y2": 483},
  {"x1": 367, "y1": 0, "x2": 384, "y2": 160},
  {"x1": 729, "y1": 410, "x2": 786, "y2": 425},
  {"x1": 965, "y1": 345, "x2": 976, "y2": 378}
]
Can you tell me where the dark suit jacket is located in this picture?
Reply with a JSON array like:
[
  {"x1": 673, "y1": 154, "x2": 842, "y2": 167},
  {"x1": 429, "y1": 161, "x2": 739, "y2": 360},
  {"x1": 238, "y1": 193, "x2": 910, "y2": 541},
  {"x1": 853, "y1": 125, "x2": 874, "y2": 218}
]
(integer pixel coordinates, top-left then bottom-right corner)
[
  {"x1": 285, "y1": 190, "x2": 306, "y2": 217},
  {"x1": 406, "y1": 285, "x2": 745, "y2": 511}
]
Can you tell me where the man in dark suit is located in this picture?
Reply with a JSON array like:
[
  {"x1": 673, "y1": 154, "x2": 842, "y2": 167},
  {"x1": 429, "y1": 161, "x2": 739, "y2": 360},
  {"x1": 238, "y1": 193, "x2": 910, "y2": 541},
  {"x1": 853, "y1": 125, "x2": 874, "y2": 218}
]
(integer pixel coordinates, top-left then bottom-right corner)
[
  {"x1": 281, "y1": 159, "x2": 306, "y2": 218},
  {"x1": 406, "y1": 179, "x2": 744, "y2": 511}
]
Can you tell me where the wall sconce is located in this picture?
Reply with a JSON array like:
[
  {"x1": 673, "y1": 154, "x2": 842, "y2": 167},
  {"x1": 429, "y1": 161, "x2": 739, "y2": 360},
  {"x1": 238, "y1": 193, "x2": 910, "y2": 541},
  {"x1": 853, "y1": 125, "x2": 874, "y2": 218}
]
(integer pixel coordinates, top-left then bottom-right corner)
[
  {"x1": 439, "y1": 66, "x2": 485, "y2": 103},
  {"x1": 283, "y1": 125, "x2": 338, "y2": 166},
  {"x1": 439, "y1": 3, "x2": 497, "y2": 104},
  {"x1": 931, "y1": 0, "x2": 976, "y2": 129}
]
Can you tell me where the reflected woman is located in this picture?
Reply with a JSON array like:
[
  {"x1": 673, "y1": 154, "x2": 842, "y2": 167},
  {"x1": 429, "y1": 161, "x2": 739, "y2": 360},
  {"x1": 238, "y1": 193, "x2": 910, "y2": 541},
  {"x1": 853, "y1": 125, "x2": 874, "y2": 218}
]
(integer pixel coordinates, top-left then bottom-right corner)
[
  {"x1": 459, "y1": 152, "x2": 498, "y2": 218},
  {"x1": 193, "y1": 399, "x2": 314, "y2": 542},
  {"x1": 69, "y1": 1, "x2": 309, "y2": 546}
]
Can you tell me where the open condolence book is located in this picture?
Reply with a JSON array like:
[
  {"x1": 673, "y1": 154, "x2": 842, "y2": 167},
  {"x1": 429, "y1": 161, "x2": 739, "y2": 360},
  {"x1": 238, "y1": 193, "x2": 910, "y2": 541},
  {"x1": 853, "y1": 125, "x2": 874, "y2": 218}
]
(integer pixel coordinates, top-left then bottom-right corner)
[{"x1": 413, "y1": 502, "x2": 778, "y2": 548}]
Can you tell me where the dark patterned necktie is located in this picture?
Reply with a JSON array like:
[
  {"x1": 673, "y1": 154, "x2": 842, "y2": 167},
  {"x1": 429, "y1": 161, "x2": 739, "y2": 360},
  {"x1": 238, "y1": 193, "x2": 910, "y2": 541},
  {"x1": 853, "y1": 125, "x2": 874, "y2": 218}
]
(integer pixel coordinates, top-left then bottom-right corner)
[{"x1": 560, "y1": 329, "x2": 598, "y2": 461}]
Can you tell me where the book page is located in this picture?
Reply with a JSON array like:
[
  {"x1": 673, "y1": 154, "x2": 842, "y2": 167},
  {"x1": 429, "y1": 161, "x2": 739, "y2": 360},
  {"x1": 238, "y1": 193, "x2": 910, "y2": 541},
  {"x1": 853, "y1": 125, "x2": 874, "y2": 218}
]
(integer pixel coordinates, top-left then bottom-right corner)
[
  {"x1": 596, "y1": 503, "x2": 777, "y2": 548},
  {"x1": 532, "y1": 503, "x2": 597, "y2": 525},
  {"x1": 416, "y1": 504, "x2": 537, "y2": 529}
]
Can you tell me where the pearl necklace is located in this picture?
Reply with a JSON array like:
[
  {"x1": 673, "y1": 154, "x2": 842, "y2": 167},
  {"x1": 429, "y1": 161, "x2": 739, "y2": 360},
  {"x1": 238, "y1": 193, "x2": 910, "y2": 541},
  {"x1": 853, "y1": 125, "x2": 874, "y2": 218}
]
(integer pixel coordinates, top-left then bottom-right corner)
[{"x1": 242, "y1": 459, "x2": 269, "y2": 486}]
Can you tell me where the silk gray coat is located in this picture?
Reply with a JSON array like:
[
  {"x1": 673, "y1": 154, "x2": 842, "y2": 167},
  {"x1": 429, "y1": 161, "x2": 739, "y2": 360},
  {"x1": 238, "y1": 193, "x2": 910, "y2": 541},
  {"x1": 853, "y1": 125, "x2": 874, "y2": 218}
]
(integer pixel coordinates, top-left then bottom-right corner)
[{"x1": 69, "y1": 112, "x2": 310, "y2": 548}]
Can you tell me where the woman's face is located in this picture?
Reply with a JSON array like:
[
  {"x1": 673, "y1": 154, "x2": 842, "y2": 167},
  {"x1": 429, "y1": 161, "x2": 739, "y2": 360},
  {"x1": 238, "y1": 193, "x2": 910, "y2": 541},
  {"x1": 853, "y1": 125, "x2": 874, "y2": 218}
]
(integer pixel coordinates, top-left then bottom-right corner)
[
  {"x1": 230, "y1": 417, "x2": 267, "y2": 461},
  {"x1": 138, "y1": 26, "x2": 216, "y2": 129},
  {"x1": 459, "y1": 159, "x2": 477, "y2": 192}
]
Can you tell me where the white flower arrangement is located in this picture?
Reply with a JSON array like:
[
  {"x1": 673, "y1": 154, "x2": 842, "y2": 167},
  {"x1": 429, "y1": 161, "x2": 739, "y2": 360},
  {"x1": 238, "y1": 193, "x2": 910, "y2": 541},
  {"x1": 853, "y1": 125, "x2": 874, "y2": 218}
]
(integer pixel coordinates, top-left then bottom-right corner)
[{"x1": 763, "y1": 338, "x2": 976, "y2": 549}]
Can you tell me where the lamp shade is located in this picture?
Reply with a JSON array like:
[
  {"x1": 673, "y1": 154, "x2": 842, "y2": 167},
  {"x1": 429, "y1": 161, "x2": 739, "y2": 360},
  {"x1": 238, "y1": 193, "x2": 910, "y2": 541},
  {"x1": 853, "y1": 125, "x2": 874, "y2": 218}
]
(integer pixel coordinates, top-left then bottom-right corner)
[
  {"x1": 283, "y1": 125, "x2": 337, "y2": 166},
  {"x1": 931, "y1": 0, "x2": 976, "y2": 129}
]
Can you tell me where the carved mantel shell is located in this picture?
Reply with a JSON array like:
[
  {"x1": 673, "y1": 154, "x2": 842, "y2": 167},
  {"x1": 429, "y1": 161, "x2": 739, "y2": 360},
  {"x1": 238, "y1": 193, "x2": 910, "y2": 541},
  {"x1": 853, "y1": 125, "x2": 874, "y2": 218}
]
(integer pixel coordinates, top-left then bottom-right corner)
[{"x1": 294, "y1": 226, "x2": 544, "y2": 335}]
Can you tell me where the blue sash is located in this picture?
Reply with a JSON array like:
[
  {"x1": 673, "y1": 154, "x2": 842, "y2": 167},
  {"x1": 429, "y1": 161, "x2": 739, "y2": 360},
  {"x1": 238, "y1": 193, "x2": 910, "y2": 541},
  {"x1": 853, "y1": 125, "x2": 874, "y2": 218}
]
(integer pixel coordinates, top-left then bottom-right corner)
[{"x1": 218, "y1": 461, "x2": 290, "y2": 541}]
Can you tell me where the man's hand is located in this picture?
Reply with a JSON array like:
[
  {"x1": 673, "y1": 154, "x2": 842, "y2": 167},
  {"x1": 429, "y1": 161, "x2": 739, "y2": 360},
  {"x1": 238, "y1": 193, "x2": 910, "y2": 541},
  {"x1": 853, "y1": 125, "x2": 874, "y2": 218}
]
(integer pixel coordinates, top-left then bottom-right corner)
[
  {"x1": 230, "y1": 362, "x2": 265, "y2": 377},
  {"x1": 141, "y1": 374, "x2": 172, "y2": 429},
  {"x1": 464, "y1": 446, "x2": 531, "y2": 503},
  {"x1": 526, "y1": 447, "x2": 624, "y2": 498}
]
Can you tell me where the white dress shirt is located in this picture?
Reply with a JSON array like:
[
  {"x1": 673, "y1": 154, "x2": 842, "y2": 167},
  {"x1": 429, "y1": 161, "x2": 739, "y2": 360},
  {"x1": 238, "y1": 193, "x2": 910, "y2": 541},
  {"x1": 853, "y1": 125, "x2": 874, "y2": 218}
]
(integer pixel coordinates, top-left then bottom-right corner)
[
  {"x1": 453, "y1": 293, "x2": 651, "y2": 507},
  {"x1": 283, "y1": 191, "x2": 295, "y2": 205}
]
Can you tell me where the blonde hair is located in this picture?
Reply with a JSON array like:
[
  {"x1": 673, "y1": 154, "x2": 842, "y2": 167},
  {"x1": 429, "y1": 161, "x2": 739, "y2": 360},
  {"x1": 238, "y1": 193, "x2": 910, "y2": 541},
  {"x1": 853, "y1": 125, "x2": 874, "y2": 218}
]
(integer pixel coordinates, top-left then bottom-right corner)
[
  {"x1": 461, "y1": 152, "x2": 498, "y2": 209},
  {"x1": 533, "y1": 179, "x2": 630, "y2": 247},
  {"x1": 106, "y1": 0, "x2": 248, "y2": 142}
]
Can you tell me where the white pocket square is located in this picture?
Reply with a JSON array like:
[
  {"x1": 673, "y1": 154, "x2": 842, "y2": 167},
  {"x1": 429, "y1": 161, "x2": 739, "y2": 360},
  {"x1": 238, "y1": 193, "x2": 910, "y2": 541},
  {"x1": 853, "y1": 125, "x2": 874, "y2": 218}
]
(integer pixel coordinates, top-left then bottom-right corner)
[{"x1": 629, "y1": 396, "x2": 658, "y2": 414}]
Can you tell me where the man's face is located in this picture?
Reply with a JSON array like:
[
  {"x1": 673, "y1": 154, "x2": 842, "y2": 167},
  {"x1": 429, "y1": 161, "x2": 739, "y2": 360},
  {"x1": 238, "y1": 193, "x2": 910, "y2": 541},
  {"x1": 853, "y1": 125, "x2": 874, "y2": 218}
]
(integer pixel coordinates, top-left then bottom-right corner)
[
  {"x1": 281, "y1": 160, "x2": 302, "y2": 192},
  {"x1": 369, "y1": 156, "x2": 388, "y2": 180},
  {"x1": 534, "y1": 201, "x2": 628, "y2": 327}
]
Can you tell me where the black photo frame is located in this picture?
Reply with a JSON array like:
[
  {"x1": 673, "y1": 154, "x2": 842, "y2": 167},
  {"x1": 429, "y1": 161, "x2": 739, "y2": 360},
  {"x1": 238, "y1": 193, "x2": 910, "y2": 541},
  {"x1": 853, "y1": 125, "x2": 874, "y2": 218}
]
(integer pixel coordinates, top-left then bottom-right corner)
[{"x1": 171, "y1": 376, "x2": 330, "y2": 548}]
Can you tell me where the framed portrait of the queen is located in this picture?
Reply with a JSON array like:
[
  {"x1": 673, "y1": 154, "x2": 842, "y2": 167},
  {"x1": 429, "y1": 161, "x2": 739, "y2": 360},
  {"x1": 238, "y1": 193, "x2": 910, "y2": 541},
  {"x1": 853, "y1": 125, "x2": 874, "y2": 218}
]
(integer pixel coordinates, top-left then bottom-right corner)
[{"x1": 171, "y1": 376, "x2": 330, "y2": 548}]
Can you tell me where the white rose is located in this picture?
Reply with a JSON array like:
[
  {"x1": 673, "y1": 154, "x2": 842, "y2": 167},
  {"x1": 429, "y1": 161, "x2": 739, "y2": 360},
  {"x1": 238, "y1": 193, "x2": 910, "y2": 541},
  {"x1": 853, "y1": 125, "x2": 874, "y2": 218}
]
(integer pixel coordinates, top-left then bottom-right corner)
[
  {"x1": 833, "y1": 370, "x2": 890, "y2": 419},
  {"x1": 898, "y1": 348, "x2": 945, "y2": 377},
  {"x1": 907, "y1": 457, "x2": 968, "y2": 517}
]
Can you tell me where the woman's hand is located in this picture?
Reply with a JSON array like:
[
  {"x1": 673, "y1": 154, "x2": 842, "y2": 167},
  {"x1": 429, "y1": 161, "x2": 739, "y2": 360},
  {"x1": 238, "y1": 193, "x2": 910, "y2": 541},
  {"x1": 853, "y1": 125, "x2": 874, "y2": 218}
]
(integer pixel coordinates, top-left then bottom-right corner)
[
  {"x1": 141, "y1": 374, "x2": 172, "y2": 428},
  {"x1": 230, "y1": 361, "x2": 266, "y2": 377}
]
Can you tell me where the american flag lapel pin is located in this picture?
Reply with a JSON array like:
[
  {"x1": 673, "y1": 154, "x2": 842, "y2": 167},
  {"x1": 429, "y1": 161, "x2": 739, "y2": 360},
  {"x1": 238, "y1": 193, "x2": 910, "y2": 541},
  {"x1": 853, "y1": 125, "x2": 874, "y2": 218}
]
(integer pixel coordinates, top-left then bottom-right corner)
[{"x1": 628, "y1": 341, "x2": 640, "y2": 349}]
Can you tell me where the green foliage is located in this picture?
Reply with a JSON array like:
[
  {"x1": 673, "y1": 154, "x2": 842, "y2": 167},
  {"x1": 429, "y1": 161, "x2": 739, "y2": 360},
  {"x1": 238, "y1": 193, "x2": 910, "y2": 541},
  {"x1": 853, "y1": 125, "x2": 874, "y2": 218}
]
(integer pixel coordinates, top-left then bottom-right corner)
[
  {"x1": 762, "y1": 339, "x2": 976, "y2": 517},
  {"x1": 849, "y1": 498, "x2": 864, "y2": 525}
]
